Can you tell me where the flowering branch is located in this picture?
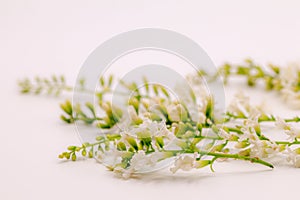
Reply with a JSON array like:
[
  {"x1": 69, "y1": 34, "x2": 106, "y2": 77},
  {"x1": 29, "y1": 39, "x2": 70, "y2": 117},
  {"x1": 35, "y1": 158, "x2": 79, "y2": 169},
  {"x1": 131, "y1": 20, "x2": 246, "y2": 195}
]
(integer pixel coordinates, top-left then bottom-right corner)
[
  {"x1": 18, "y1": 59, "x2": 300, "y2": 178},
  {"x1": 18, "y1": 75, "x2": 72, "y2": 96}
]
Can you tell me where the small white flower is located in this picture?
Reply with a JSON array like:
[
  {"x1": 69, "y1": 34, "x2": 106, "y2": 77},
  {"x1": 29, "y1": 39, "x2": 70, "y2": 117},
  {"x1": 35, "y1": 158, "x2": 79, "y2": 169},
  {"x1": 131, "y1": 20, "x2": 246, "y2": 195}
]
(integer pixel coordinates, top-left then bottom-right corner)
[
  {"x1": 166, "y1": 103, "x2": 187, "y2": 122},
  {"x1": 218, "y1": 128, "x2": 232, "y2": 140},
  {"x1": 113, "y1": 151, "x2": 151, "y2": 179},
  {"x1": 128, "y1": 105, "x2": 140, "y2": 123},
  {"x1": 279, "y1": 62, "x2": 300, "y2": 108},
  {"x1": 97, "y1": 147, "x2": 122, "y2": 166},
  {"x1": 148, "y1": 152, "x2": 173, "y2": 166},
  {"x1": 238, "y1": 118, "x2": 279, "y2": 158},
  {"x1": 281, "y1": 89, "x2": 300, "y2": 109},
  {"x1": 113, "y1": 166, "x2": 134, "y2": 179},
  {"x1": 198, "y1": 113, "x2": 206, "y2": 124},
  {"x1": 254, "y1": 101, "x2": 270, "y2": 116},
  {"x1": 275, "y1": 117, "x2": 291, "y2": 130},
  {"x1": 170, "y1": 155, "x2": 195, "y2": 173},
  {"x1": 285, "y1": 148, "x2": 300, "y2": 168},
  {"x1": 275, "y1": 117, "x2": 300, "y2": 140},
  {"x1": 264, "y1": 142, "x2": 280, "y2": 156},
  {"x1": 129, "y1": 151, "x2": 150, "y2": 171},
  {"x1": 239, "y1": 119, "x2": 258, "y2": 142},
  {"x1": 249, "y1": 140, "x2": 266, "y2": 158},
  {"x1": 248, "y1": 108, "x2": 261, "y2": 121},
  {"x1": 280, "y1": 62, "x2": 300, "y2": 87},
  {"x1": 285, "y1": 128, "x2": 300, "y2": 141},
  {"x1": 166, "y1": 104, "x2": 180, "y2": 122},
  {"x1": 227, "y1": 92, "x2": 251, "y2": 117},
  {"x1": 113, "y1": 151, "x2": 174, "y2": 178}
]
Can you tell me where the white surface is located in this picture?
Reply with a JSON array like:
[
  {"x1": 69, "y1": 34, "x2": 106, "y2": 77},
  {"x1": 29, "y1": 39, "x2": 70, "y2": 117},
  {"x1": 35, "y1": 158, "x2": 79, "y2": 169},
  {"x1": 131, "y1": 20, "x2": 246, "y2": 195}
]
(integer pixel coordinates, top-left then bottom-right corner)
[{"x1": 1, "y1": 1, "x2": 300, "y2": 200}]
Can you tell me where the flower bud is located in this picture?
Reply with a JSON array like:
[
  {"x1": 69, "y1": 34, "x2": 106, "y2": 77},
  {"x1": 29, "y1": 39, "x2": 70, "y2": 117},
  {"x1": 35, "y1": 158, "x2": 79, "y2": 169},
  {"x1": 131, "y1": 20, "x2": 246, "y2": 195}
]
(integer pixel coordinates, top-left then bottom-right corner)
[
  {"x1": 194, "y1": 160, "x2": 211, "y2": 168},
  {"x1": 126, "y1": 137, "x2": 138, "y2": 151},
  {"x1": 71, "y1": 153, "x2": 77, "y2": 161},
  {"x1": 117, "y1": 142, "x2": 127, "y2": 151},
  {"x1": 238, "y1": 149, "x2": 251, "y2": 156},
  {"x1": 60, "y1": 115, "x2": 72, "y2": 123},
  {"x1": 235, "y1": 141, "x2": 250, "y2": 149},
  {"x1": 211, "y1": 143, "x2": 227, "y2": 152},
  {"x1": 60, "y1": 100, "x2": 73, "y2": 115},
  {"x1": 88, "y1": 150, "x2": 94, "y2": 158},
  {"x1": 81, "y1": 149, "x2": 87, "y2": 156},
  {"x1": 155, "y1": 137, "x2": 164, "y2": 148},
  {"x1": 64, "y1": 152, "x2": 70, "y2": 159},
  {"x1": 295, "y1": 148, "x2": 300, "y2": 154},
  {"x1": 128, "y1": 97, "x2": 139, "y2": 111},
  {"x1": 67, "y1": 146, "x2": 77, "y2": 151}
]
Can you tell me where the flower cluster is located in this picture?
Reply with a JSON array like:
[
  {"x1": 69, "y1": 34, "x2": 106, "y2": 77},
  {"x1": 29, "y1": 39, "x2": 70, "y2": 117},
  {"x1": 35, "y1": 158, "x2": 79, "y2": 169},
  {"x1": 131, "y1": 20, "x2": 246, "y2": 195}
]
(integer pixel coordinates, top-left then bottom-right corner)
[
  {"x1": 58, "y1": 75, "x2": 300, "y2": 178},
  {"x1": 19, "y1": 60, "x2": 300, "y2": 179},
  {"x1": 218, "y1": 59, "x2": 300, "y2": 109}
]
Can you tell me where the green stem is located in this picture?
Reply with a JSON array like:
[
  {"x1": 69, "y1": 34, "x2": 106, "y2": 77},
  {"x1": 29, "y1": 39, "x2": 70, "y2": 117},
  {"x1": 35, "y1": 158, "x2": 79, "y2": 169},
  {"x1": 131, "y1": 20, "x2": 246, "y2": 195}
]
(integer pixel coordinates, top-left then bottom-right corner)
[
  {"x1": 227, "y1": 127, "x2": 243, "y2": 134},
  {"x1": 168, "y1": 150, "x2": 273, "y2": 168},
  {"x1": 226, "y1": 113, "x2": 300, "y2": 123},
  {"x1": 275, "y1": 140, "x2": 300, "y2": 146}
]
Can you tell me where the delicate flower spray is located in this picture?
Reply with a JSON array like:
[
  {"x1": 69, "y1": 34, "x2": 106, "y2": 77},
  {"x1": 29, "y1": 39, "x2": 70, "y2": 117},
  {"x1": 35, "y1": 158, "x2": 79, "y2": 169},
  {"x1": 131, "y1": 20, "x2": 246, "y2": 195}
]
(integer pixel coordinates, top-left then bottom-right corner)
[{"x1": 19, "y1": 60, "x2": 300, "y2": 179}]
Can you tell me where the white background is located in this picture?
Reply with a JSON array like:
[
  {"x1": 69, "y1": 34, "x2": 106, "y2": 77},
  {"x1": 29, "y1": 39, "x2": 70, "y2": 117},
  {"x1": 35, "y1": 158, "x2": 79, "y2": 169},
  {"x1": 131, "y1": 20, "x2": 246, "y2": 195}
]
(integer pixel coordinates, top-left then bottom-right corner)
[{"x1": 1, "y1": 1, "x2": 300, "y2": 200}]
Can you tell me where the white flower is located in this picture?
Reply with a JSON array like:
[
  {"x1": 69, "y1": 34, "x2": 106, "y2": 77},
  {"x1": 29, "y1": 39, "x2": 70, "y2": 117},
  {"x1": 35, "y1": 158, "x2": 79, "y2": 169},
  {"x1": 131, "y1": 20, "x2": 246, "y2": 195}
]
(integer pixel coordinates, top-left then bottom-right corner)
[
  {"x1": 127, "y1": 105, "x2": 140, "y2": 123},
  {"x1": 218, "y1": 127, "x2": 232, "y2": 140},
  {"x1": 184, "y1": 73, "x2": 210, "y2": 101},
  {"x1": 167, "y1": 104, "x2": 181, "y2": 122},
  {"x1": 227, "y1": 92, "x2": 251, "y2": 117},
  {"x1": 279, "y1": 62, "x2": 300, "y2": 108},
  {"x1": 129, "y1": 151, "x2": 150, "y2": 171},
  {"x1": 112, "y1": 151, "x2": 149, "y2": 179},
  {"x1": 275, "y1": 117, "x2": 300, "y2": 140},
  {"x1": 239, "y1": 119, "x2": 258, "y2": 142},
  {"x1": 249, "y1": 140, "x2": 266, "y2": 158},
  {"x1": 284, "y1": 127, "x2": 300, "y2": 141},
  {"x1": 280, "y1": 62, "x2": 300, "y2": 87},
  {"x1": 166, "y1": 104, "x2": 180, "y2": 122},
  {"x1": 239, "y1": 118, "x2": 279, "y2": 158},
  {"x1": 170, "y1": 155, "x2": 195, "y2": 173},
  {"x1": 125, "y1": 118, "x2": 174, "y2": 142},
  {"x1": 264, "y1": 142, "x2": 280, "y2": 156},
  {"x1": 248, "y1": 108, "x2": 261, "y2": 121},
  {"x1": 166, "y1": 103, "x2": 188, "y2": 122},
  {"x1": 97, "y1": 147, "x2": 122, "y2": 166},
  {"x1": 281, "y1": 89, "x2": 300, "y2": 109},
  {"x1": 113, "y1": 166, "x2": 134, "y2": 179},
  {"x1": 113, "y1": 151, "x2": 174, "y2": 179},
  {"x1": 198, "y1": 113, "x2": 206, "y2": 124},
  {"x1": 275, "y1": 117, "x2": 291, "y2": 130},
  {"x1": 254, "y1": 101, "x2": 270, "y2": 116},
  {"x1": 249, "y1": 140, "x2": 279, "y2": 158},
  {"x1": 244, "y1": 117, "x2": 260, "y2": 131},
  {"x1": 148, "y1": 152, "x2": 173, "y2": 166},
  {"x1": 285, "y1": 148, "x2": 300, "y2": 168}
]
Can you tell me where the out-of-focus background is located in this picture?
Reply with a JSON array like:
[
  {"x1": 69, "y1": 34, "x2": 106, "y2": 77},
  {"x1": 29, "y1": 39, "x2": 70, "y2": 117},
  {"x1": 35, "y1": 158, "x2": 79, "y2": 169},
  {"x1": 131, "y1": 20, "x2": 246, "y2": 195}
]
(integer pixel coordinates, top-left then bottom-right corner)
[{"x1": 1, "y1": 1, "x2": 300, "y2": 200}]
